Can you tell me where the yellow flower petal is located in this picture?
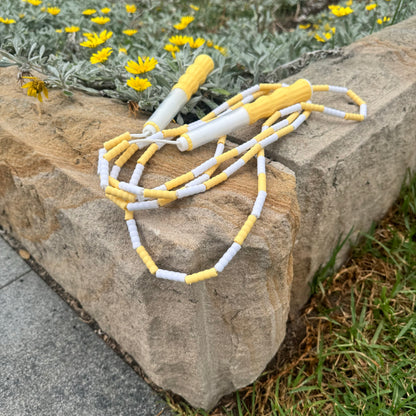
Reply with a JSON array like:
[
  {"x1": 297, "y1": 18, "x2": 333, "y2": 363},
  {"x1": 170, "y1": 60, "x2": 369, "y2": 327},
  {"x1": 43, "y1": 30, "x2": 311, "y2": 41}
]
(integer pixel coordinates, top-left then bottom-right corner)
[
  {"x1": 90, "y1": 47, "x2": 113, "y2": 64},
  {"x1": 127, "y1": 77, "x2": 151, "y2": 92},
  {"x1": 125, "y1": 4, "x2": 136, "y2": 13}
]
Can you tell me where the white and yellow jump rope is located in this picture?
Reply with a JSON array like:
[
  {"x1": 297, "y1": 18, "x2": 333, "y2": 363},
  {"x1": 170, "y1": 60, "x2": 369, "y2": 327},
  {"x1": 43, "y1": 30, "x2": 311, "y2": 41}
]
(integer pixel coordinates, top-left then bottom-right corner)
[{"x1": 97, "y1": 54, "x2": 367, "y2": 284}]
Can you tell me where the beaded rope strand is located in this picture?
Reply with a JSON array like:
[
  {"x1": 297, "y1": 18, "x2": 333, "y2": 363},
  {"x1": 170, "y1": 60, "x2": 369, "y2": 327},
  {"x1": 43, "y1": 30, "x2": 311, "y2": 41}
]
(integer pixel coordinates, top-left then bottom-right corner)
[{"x1": 97, "y1": 79, "x2": 366, "y2": 284}]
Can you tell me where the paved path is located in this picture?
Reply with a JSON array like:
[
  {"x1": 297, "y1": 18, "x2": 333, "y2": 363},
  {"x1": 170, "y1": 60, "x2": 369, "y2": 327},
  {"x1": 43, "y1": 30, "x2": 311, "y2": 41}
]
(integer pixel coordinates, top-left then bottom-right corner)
[{"x1": 0, "y1": 236, "x2": 172, "y2": 416}]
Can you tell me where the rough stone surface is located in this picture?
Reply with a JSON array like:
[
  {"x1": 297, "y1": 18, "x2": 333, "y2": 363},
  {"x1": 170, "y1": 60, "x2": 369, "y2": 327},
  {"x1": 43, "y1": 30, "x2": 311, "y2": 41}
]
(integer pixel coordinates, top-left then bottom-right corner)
[
  {"x1": 0, "y1": 259, "x2": 171, "y2": 416},
  {"x1": 230, "y1": 16, "x2": 416, "y2": 313},
  {"x1": 0, "y1": 66, "x2": 299, "y2": 409}
]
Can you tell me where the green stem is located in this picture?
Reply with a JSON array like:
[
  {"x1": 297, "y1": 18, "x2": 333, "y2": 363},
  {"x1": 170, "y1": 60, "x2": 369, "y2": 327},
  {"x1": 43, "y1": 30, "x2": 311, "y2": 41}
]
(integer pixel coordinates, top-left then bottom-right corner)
[{"x1": 391, "y1": 0, "x2": 404, "y2": 25}]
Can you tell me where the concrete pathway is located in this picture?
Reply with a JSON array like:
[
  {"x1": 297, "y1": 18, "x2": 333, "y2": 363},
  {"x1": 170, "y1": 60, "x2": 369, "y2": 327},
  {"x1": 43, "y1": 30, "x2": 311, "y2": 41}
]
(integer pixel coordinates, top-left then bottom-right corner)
[{"x1": 0, "y1": 236, "x2": 172, "y2": 416}]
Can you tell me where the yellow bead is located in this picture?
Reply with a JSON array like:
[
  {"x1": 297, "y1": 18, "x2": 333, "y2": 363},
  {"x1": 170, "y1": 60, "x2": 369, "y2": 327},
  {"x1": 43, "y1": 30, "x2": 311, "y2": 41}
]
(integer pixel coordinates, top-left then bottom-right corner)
[
  {"x1": 258, "y1": 173, "x2": 266, "y2": 192},
  {"x1": 103, "y1": 140, "x2": 130, "y2": 161},
  {"x1": 185, "y1": 268, "x2": 218, "y2": 284},
  {"x1": 165, "y1": 171, "x2": 195, "y2": 190},
  {"x1": 347, "y1": 90, "x2": 365, "y2": 106},
  {"x1": 313, "y1": 85, "x2": 329, "y2": 92},
  {"x1": 234, "y1": 215, "x2": 257, "y2": 246},
  {"x1": 136, "y1": 246, "x2": 158, "y2": 274},
  {"x1": 103, "y1": 132, "x2": 130, "y2": 151},
  {"x1": 137, "y1": 143, "x2": 159, "y2": 165},
  {"x1": 204, "y1": 172, "x2": 228, "y2": 190},
  {"x1": 115, "y1": 143, "x2": 139, "y2": 167}
]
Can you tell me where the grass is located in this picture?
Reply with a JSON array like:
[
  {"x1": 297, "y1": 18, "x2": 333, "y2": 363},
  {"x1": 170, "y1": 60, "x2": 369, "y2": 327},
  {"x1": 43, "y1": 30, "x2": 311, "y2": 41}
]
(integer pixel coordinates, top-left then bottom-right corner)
[{"x1": 168, "y1": 170, "x2": 416, "y2": 415}]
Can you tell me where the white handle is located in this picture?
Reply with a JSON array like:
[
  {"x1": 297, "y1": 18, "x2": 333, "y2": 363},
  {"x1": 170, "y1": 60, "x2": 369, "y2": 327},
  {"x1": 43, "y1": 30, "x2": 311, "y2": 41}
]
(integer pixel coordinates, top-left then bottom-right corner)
[{"x1": 176, "y1": 107, "x2": 250, "y2": 151}]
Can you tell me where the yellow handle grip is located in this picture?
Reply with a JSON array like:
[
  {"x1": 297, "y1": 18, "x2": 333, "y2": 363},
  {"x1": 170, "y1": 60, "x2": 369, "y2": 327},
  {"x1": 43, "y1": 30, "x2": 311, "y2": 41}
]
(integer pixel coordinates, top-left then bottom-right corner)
[
  {"x1": 243, "y1": 79, "x2": 313, "y2": 124},
  {"x1": 172, "y1": 54, "x2": 215, "y2": 100}
]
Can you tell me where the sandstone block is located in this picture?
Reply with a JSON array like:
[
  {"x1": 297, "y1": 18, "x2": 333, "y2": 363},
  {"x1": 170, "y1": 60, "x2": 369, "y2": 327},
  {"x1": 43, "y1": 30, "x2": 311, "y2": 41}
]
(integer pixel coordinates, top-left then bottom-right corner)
[
  {"x1": 230, "y1": 16, "x2": 416, "y2": 313},
  {"x1": 0, "y1": 67, "x2": 299, "y2": 409}
]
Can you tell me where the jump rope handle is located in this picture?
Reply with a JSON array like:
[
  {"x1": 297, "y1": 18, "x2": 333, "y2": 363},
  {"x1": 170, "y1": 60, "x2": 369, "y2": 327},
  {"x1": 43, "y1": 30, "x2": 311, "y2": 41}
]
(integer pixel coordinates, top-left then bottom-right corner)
[
  {"x1": 177, "y1": 78, "x2": 313, "y2": 151},
  {"x1": 142, "y1": 54, "x2": 215, "y2": 136}
]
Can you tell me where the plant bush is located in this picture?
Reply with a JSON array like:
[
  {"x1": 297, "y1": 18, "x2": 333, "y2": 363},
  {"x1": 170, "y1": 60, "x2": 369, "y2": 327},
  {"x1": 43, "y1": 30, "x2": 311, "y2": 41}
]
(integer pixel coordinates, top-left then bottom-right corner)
[{"x1": 0, "y1": 0, "x2": 414, "y2": 121}]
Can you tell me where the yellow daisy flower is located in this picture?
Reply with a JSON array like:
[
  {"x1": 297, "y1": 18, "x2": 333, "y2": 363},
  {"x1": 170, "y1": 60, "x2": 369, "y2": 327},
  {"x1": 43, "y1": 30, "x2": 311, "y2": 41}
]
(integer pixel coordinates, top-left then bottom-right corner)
[
  {"x1": 91, "y1": 16, "x2": 110, "y2": 24},
  {"x1": 27, "y1": 0, "x2": 42, "y2": 5},
  {"x1": 169, "y1": 35, "x2": 192, "y2": 45},
  {"x1": 173, "y1": 22, "x2": 187, "y2": 30},
  {"x1": 206, "y1": 40, "x2": 213, "y2": 47},
  {"x1": 47, "y1": 7, "x2": 60, "y2": 16},
  {"x1": 314, "y1": 33, "x2": 326, "y2": 42},
  {"x1": 99, "y1": 29, "x2": 113, "y2": 41},
  {"x1": 125, "y1": 4, "x2": 136, "y2": 13},
  {"x1": 65, "y1": 26, "x2": 80, "y2": 33},
  {"x1": 299, "y1": 23, "x2": 311, "y2": 29},
  {"x1": 127, "y1": 77, "x2": 151, "y2": 92},
  {"x1": 366, "y1": 3, "x2": 377, "y2": 10},
  {"x1": 80, "y1": 33, "x2": 104, "y2": 48},
  {"x1": 0, "y1": 17, "x2": 16, "y2": 24},
  {"x1": 173, "y1": 15, "x2": 194, "y2": 30},
  {"x1": 123, "y1": 29, "x2": 138, "y2": 36},
  {"x1": 328, "y1": 5, "x2": 354, "y2": 17},
  {"x1": 82, "y1": 9, "x2": 96, "y2": 15},
  {"x1": 377, "y1": 16, "x2": 390, "y2": 24},
  {"x1": 188, "y1": 37, "x2": 205, "y2": 48},
  {"x1": 101, "y1": 7, "x2": 111, "y2": 14},
  {"x1": 119, "y1": 48, "x2": 127, "y2": 54},
  {"x1": 214, "y1": 44, "x2": 227, "y2": 55},
  {"x1": 181, "y1": 16, "x2": 194, "y2": 25},
  {"x1": 125, "y1": 56, "x2": 158, "y2": 74},
  {"x1": 164, "y1": 44, "x2": 179, "y2": 58},
  {"x1": 190, "y1": 4, "x2": 199, "y2": 11},
  {"x1": 21, "y1": 76, "x2": 48, "y2": 102},
  {"x1": 90, "y1": 47, "x2": 113, "y2": 64},
  {"x1": 346, "y1": 0, "x2": 353, "y2": 5},
  {"x1": 56, "y1": 28, "x2": 62, "y2": 33}
]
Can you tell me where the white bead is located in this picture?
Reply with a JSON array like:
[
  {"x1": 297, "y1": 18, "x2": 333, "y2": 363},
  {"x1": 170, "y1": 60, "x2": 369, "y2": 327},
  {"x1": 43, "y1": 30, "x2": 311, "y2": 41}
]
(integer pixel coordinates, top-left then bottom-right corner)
[
  {"x1": 129, "y1": 163, "x2": 144, "y2": 185},
  {"x1": 291, "y1": 113, "x2": 307, "y2": 130},
  {"x1": 260, "y1": 133, "x2": 279, "y2": 148},
  {"x1": 257, "y1": 156, "x2": 266, "y2": 175},
  {"x1": 215, "y1": 242, "x2": 241, "y2": 272},
  {"x1": 360, "y1": 104, "x2": 367, "y2": 118},
  {"x1": 280, "y1": 103, "x2": 302, "y2": 117},
  {"x1": 176, "y1": 184, "x2": 206, "y2": 199},
  {"x1": 97, "y1": 148, "x2": 106, "y2": 174},
  {"x1": 241, "y1": 94, "x2": 254, "y2": 104},
  {"x1": 110, "y1": 165, "x2": 121, "y2": 179},
  {"x1": 328, "y1": 85, "x2": 348, "y2": 93},
  {"x1": 99, "y1": 159, "x2": 109, "y2": 189},
  {"x1": 191, "y1": 157, "x2": 217, "y2": 178},
  {"x1": 237, "y1": 138, "x2": 258, "y2": 154},
  {"x1": 131, "y1": 237, "x2": 141, "y2": 249},
  {"x1": 127, "y1": 200, "x2": 159, "y2": 210},
  {"x1": 223, "y1": 158, "x2": 245, "y2": 177},
  {"x1": 119, "y1": 182, "x2": 144, "y2": 196},
  {"x1": 323, "y1": 107, "x2": 346, "y2": 118},
  {"x1": 126, "y1": 220, "x2": 141, "y2": 249},
  {"x1": 213, "y1": 102, "x2": 229, "y2": 116},
  {"x1": 251, "y1": 190, "x2": 267, "y2": 218},
  {"x1": 214, "y1": 142, "x2": 225, "y2": 157},
  {"x1": 271, "y1": 119, "x2": 289, "y2": 131},
  {"x1": 241, "y1": 85, "x2": 260, "y2": 97},
  {"x1": 185, "y1": 173, "x2": 210, "y2": 187},
  {"x1": 156, "y1": 269, "x2": 187, "y2": 282}
]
